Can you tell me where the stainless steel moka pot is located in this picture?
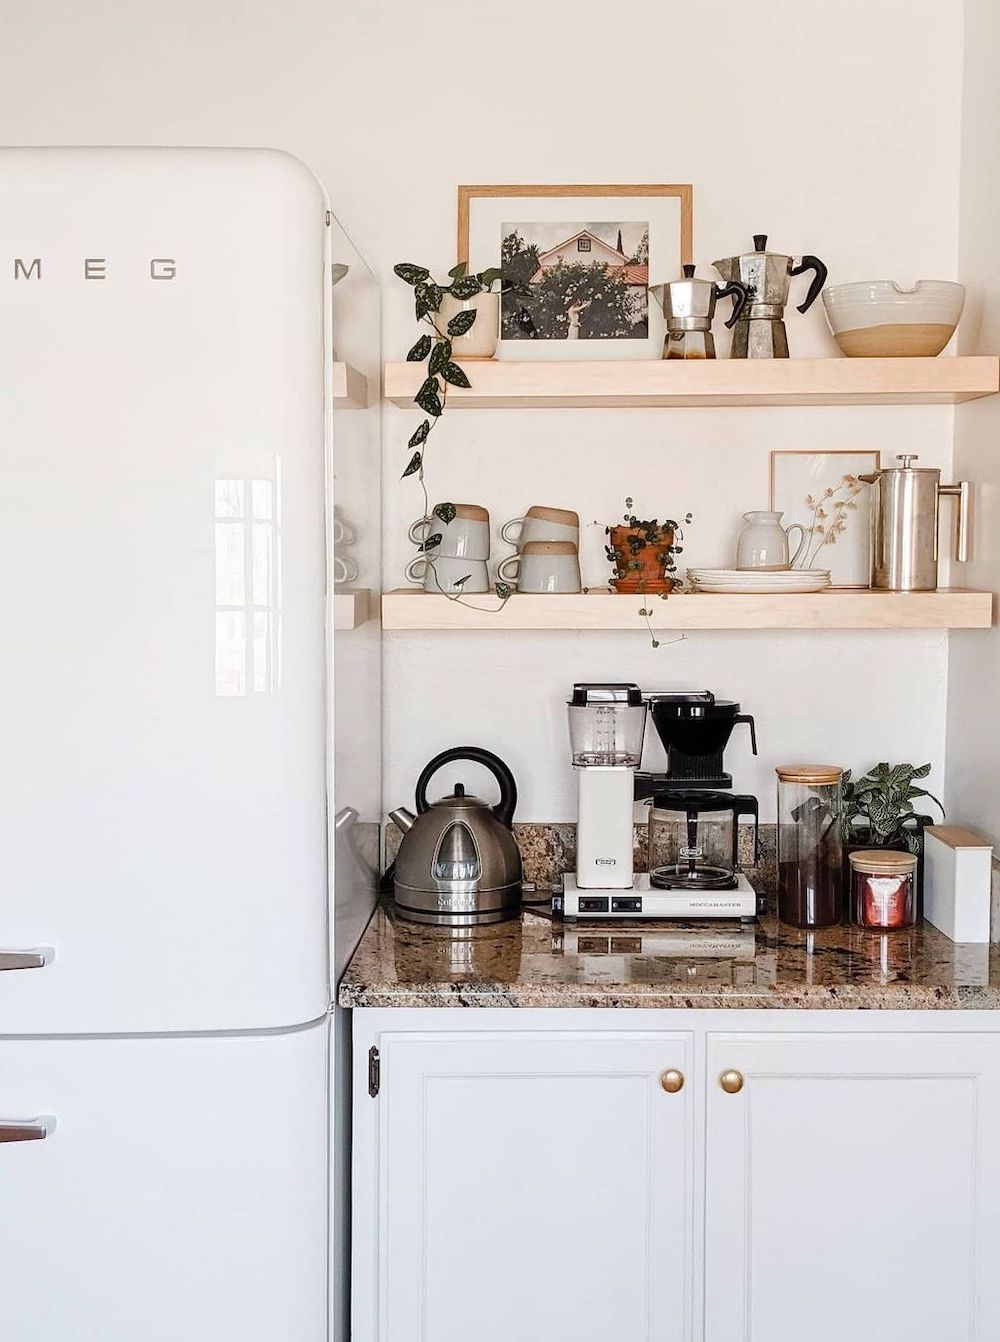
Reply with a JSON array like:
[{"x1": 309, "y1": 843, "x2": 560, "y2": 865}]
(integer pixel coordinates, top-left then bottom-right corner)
[
  {"x1": 389, "y1": 747, "x2": 523, "y2": 925},
  {"x1": 713, "y1": 234, "x2": 827, "y2": 358},
  {"x1": 859, "y1": 455, "x2": 971, "y2": 591},
  {"x1": 648, "y1": 265, "x2": 748, "y2": 359}
]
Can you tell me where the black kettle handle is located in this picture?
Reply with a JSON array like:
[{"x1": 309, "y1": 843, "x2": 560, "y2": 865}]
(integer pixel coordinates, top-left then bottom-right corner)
[
  {"x1": 790, "y1": 254, "x2": 828, "y2": 313},
  {"x1": 414, "y1": 747, "x2": 518, "y2": 828},
  {"x1": 717, "y1": 279, "x2": 749, "y2": 329}
]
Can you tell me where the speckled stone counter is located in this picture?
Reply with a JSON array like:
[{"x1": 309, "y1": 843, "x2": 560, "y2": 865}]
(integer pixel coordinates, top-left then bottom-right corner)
[{"x1": 339, "y1": 902, "x2": 1000, "y2": 1010}]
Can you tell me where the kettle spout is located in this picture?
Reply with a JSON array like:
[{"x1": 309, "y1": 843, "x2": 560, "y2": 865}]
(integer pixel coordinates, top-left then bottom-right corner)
[{"x1": 389, "y1": 806, "x2": 416, "y2": 835}]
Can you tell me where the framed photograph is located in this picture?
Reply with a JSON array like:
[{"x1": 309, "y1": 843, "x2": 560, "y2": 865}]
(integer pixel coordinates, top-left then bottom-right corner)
[
  {"x1": 458, "y1": 184, "x2": 693, "y2": 361},
  {"x1": 770, "y1": 450, "x2": 880, "y2": 588}
]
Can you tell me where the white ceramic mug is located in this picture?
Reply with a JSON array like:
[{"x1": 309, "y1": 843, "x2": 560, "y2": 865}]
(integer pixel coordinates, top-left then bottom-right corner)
[
  {"x1": 735, "y1": 510, "x2": 807, "y2": 571},
  {"x1": 333, "y1": 554, "x2": 359, "y2": 584},
  {"x1": 405, "y1": 554, "x2": 490, "y2": 593},
  {"x1": 501, "y1": 506, "x2": 580, "y2": 550},
  {"x1": 409, "y1": 504, "x2": 490, "y2": 559},
  {"x1": 332, "y1": 516, "x2": 356, "y2": 545},
  {"x1": 497, "y1": 541, "x2": 581, "y2": 593}
]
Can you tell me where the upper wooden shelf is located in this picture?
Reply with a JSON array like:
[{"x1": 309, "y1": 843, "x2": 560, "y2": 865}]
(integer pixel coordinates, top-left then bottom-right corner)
[
  {"x1": 382, "y1": 588, "x2": 994, "y2": 632},
  {"x1": 384, "y1": 356, "x2": 1000, "y2": 409},
  {"x1": 333, "y1": 362, "x2": 369, "y2": 409},
  {"x1": 333, "y1": 589, "x2": 372, "y2": 630}
]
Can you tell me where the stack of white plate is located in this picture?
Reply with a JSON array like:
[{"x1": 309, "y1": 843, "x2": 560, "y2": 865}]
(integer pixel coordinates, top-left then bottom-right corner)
[{"x1": 687, "y1": 568, "x2": 831, "y2": 594}]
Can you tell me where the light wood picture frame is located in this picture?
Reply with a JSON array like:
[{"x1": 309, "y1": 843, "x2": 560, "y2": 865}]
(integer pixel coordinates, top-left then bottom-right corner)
[{"x1": 458, "y1": 183, "x2": 693, "y2": 361}]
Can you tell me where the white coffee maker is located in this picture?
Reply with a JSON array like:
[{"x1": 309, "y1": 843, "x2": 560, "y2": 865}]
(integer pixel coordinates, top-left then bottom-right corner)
[{"x1": 559, "y1": 682, "x2": 758, "y2": 920}]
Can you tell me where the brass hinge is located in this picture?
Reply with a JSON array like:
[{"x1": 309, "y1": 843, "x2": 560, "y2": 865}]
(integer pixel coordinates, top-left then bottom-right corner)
[{"x1": 368, "y1": 1045, "x2": 380, "y2": 1098}]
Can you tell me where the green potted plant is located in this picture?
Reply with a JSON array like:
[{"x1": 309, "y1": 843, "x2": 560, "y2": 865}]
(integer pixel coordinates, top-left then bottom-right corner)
[
  {"x1": 840, "y1": 761, "x2": 945, "y2": 904},
  {"x1": 605, "y1": 498, "x2": 691, "y2": 595},
  {"x1": 394, "y1": 261, "x2": 528, "y2": 602}
]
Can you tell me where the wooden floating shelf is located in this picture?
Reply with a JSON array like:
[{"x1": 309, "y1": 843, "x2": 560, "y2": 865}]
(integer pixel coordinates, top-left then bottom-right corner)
[
  {"x1": 382, "y1": 589, "x2": 994, "y2": 632},
  {"x1": 332, "y1": 362, "x2": 369, "y2": 409},
  {"x1": 333, "y1": 589, "x2": 372, "y2": 630},
  {"x1": 384, "y1": 356, "x2": 999, "y2": 409}
]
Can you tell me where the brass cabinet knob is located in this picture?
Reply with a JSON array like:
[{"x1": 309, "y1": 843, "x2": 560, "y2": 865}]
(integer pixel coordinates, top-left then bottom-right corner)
[
  {"x1": 719, "y1": 1069, "x2": 744, "y2": 1094},
  {"x1": 660, "y1": 1068, "x2": 684, "y2": 1094}
]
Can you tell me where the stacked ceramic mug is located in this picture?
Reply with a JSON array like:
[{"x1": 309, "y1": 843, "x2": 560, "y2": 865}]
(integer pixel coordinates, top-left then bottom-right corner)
[
  {"x1": 498, "y1": 506, "x2": 581, "y2": 593},
  {"x1": 406, "y1": 504, "x2": 491, "y2": 592}
]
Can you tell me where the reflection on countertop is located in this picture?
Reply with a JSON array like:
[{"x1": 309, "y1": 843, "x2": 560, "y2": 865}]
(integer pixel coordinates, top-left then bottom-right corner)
[{"x1": 338, "y1": 901, "x2": 1000, "y2": 1010}]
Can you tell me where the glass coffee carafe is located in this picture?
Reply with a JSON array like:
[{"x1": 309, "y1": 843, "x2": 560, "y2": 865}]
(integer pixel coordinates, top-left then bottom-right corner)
[{"x1": 648, "y1": 790, "x2": 759, "y2": 890}]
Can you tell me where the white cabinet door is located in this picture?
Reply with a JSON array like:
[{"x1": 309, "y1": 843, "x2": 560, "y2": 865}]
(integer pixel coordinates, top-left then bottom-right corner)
[
  {"x1": 369, "y1": 1030, "x2": 693, "y2": 1342},
  {"x1": 0, "y1": 1022, "x2": 328, "y2": 1341},
  {"x1": 705, "y1": 1031, "x2": 1000, "y2": 1342}
]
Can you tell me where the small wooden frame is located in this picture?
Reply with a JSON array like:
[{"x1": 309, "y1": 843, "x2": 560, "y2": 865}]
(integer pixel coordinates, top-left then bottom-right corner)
[{"x1": 457, "y1": 183, "x2": 693, "y2": 267}]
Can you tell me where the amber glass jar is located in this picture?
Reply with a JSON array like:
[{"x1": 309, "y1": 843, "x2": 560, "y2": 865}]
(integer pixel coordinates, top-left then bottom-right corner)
[
  {"x1": 849, "y1": 849, "x2": 917, "y2": 930},
  {"x1": 776, "y1": 765, "x2": 844, "y2": 928}
]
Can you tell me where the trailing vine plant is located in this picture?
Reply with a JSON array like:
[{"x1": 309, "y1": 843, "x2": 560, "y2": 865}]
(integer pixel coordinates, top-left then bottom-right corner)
[
  {"x1": 394, "y1": 260, "x2": 529, "y2": 602},
  {"x1": 604, "y1": 497, "x2": 692, "y2": 648}
]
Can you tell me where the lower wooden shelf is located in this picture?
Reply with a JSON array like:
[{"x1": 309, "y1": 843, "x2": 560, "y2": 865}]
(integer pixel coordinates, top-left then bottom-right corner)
[
  {"x1": 332, "y1": 362, "x2": 368, "y2": 409},
  {"x1": 381, "y1": 588, "x2": 994, "y2": 632},
  {"x1": 333, "y1": 589, "x2": 372, "y2": 630}
]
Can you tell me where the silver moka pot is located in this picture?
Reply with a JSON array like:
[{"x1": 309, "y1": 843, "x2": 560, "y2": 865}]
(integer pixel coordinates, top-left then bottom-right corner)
[
  {"x1": 713, "y1": 234, "x2": 827, "y2": 358},
  {"x1": 649, "y1": 265, "x2": 748, "y2": 360},
  {"x1": 859, "y1": 454, "x2": 971, "y2": 591},
  {"x1": 389, "y1": 747, "x2": 523, "y2": 925}
]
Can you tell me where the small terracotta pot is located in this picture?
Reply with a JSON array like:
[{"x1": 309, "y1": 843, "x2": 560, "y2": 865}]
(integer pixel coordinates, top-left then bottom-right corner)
[{"x1": 607, "y1": 525, "x2": 676, "y2": 594}]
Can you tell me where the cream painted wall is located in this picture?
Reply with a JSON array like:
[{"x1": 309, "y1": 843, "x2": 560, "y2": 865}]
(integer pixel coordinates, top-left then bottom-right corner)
[
  {"x1": 0, "y1": 0, "x2": 965, "y2": 827},
  {"x1": 947, "y1": 0, "x2": 1000, "y2": 844},
  {"x1": 336, "y1": 0, "x2": 964, "y2": 819}
]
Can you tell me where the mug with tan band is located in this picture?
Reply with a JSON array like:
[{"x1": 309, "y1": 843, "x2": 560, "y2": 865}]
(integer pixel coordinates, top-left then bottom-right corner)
[
  {"x1": 497, "y1": 541, "x2": 582, "y2": 594},
  {"x1": 501, "y1": 506, "x2": 579, "y2": 550},
  {"x1": 408, "y1": 504, "x2": 490, "y2": 559}
]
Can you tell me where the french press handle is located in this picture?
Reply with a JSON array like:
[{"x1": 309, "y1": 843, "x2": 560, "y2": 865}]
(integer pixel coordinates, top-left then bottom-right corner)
[
  {"x1": 790, "y1": 255, "x2": 828, "y2": 313},
  {"x1": 415, "y1": 747, "x2": 518, "y2": 828},
  {"x1": 716, "y1": 279, "x2": 749, "y2": 329}
]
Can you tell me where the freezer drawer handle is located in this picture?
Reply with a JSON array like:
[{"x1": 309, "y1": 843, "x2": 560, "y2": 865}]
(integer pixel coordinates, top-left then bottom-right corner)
[
  {"x1": 0, "y1": 948, "x2": 53, "y2": 972},
  {"x1": 0, "y1": 1117, "x2": 56, "y2": 1143}
]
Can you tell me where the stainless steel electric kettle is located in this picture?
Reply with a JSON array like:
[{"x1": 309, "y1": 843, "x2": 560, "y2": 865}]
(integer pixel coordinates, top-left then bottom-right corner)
[{"x1": 389, "y1": 747, "x2": 523, "y2": 925}]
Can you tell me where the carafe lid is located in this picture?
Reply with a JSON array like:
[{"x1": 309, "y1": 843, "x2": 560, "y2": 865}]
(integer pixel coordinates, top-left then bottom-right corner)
[
  {"x1": 775, "y1": 764, "x2": 843, "y2": 783},
  {"x1": 650, "y1": 789, "x2": 746, "y2": 812},
  {"x1": 570, "y1": 683, "x2": 643, "y2": 706}
]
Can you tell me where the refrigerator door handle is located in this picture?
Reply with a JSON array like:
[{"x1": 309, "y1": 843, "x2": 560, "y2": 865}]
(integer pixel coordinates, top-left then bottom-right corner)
[
  {"x1": 0, "y1": 1117, "x2": 56, "y2": 1143},
  {"x1": 0, "y1": 949, "x2": 53, "y2": 972}
]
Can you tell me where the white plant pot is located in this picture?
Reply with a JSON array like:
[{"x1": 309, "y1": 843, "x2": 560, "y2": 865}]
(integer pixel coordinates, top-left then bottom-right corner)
[{"x1": 437, "y1": 291, "x2": 499, "y2": 359}]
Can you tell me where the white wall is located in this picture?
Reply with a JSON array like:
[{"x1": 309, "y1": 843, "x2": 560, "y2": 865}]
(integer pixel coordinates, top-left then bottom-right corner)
[
  {"x1": 338, "y1": 0, "x2": 963, "y2": 819},
  {"x1": 947, "y1": 0, "x2": 1000, "y2": 844},
  {"x1": 0, "y1": 2, "x2": 966, "y2": 827}
]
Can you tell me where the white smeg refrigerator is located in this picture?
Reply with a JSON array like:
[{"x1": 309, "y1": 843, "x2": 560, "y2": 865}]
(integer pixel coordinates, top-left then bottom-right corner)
[{"x1": 0, "y1": 148, "x2": 341, "y2": 1339}]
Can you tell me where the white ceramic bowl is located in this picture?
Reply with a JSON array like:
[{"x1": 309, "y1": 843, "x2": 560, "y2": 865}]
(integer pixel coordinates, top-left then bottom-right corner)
[{"x1": 822, "y1": 280, "x2": 965, "y2": 357}]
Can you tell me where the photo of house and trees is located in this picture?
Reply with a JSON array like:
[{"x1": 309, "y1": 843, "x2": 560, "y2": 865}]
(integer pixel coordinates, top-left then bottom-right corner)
[{"x1": 500, "y1": 221, "x2": 650, "y2": 340}]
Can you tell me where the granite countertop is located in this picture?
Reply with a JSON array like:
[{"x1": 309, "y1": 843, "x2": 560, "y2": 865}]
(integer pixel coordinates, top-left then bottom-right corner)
[{"x1": 338, "y1": 901, "x2": 1000, "y2": 1010}]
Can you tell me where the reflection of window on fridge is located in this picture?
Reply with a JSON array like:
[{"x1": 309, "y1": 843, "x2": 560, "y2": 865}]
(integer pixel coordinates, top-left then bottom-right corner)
[{"x1": 214, "y1": 467, "x2": 282, "y2": 696}]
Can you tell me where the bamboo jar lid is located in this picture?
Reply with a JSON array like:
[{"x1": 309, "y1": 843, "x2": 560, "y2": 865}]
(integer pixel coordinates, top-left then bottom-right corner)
[
  {"x1": 775, "y1": 765, "x2": 844, "y2": 784},
  {"x1": 849, "y1": 849, "x2": 918, "y2": 875}
]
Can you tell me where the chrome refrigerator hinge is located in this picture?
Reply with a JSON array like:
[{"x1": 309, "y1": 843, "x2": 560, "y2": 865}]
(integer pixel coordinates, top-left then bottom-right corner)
[{"x1": 368, "y1": 1045, "x2": 380, "y2": 1098}]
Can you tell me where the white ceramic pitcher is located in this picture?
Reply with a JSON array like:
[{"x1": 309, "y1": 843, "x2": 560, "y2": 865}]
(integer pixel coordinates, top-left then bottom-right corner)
[{"x1": 736, "y1": 510, "x2": 808, "y2": 571}]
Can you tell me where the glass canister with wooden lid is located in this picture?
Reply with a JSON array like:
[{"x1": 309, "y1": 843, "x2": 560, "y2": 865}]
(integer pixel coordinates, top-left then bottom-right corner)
[
  {"x1": 775, "y1": 765, "x2": 844, "y2": 928},
  {"x1": 849, "y1": 849, "x2": 918, "y2": 930}
]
